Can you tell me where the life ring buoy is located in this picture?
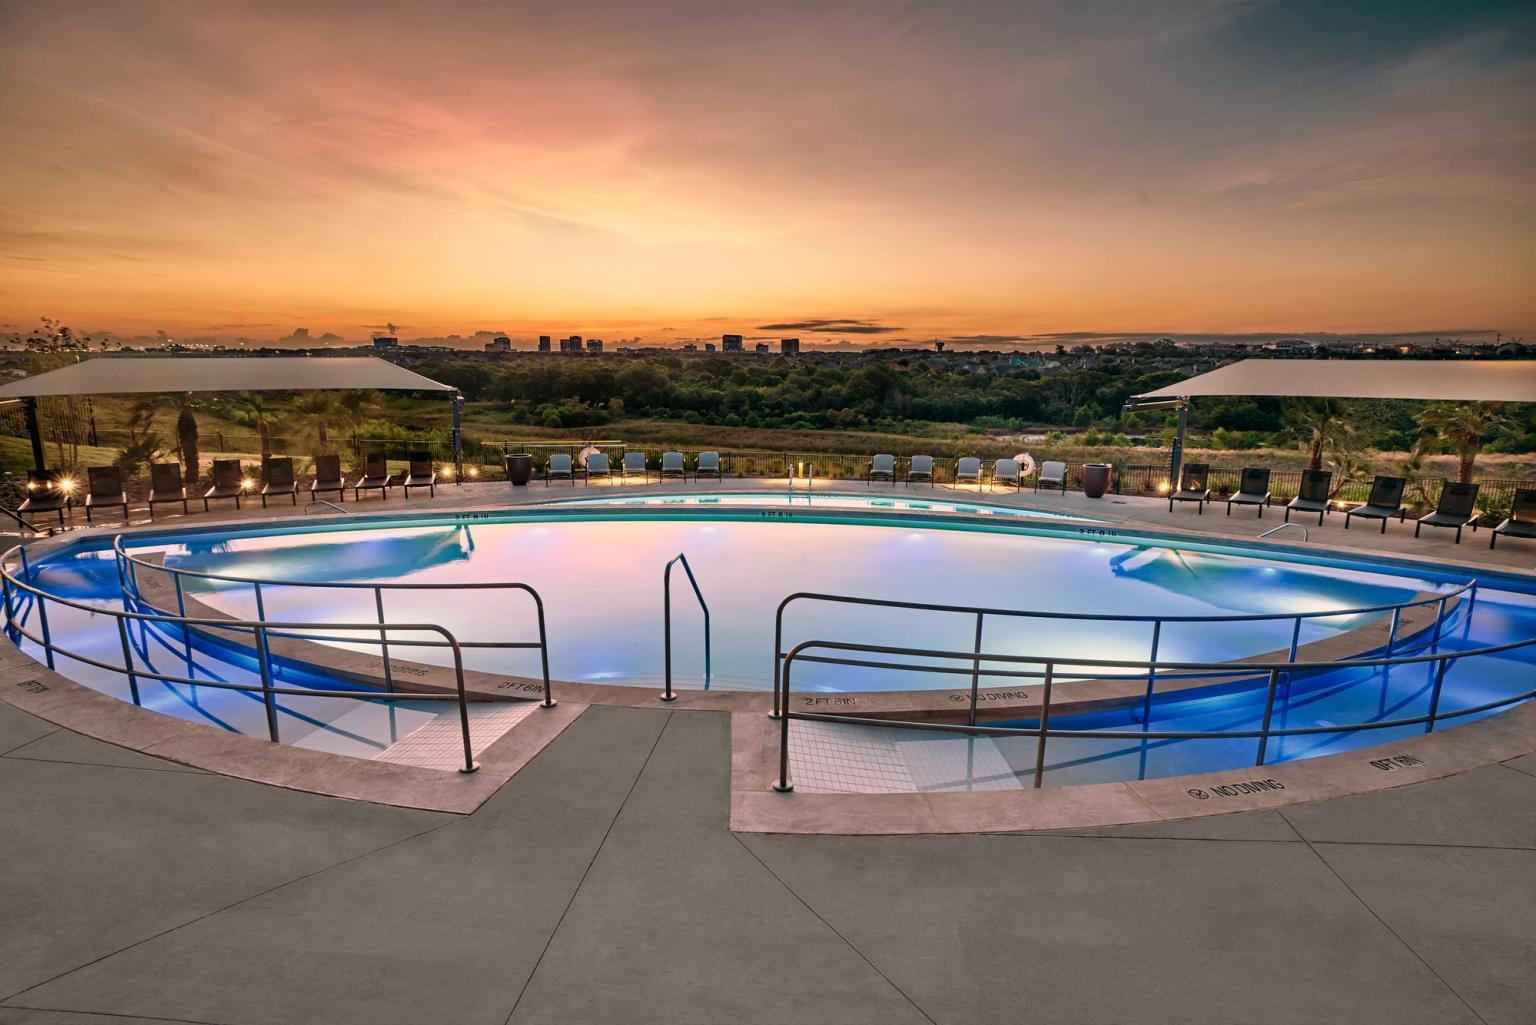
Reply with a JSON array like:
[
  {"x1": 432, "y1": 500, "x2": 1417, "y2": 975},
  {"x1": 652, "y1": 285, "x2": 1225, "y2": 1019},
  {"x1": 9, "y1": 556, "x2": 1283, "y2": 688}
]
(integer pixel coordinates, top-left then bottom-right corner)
[
  {"x1": 577, "y1": 446, "x2": 602, "y2": 469},
  {"x1": 1013, "y1": 452, "x2": 1037, "y2": 478}
]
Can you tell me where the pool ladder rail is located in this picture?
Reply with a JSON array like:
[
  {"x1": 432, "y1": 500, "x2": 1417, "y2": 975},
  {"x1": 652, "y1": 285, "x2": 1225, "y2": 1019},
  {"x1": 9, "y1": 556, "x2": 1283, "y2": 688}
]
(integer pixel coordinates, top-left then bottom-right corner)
[
  {"x1": 1258, "y1": 522, "x2": 1308, "y2": 542},
  {"x1": 661, "y1": 551, "x2": 711, "y2": 702}
]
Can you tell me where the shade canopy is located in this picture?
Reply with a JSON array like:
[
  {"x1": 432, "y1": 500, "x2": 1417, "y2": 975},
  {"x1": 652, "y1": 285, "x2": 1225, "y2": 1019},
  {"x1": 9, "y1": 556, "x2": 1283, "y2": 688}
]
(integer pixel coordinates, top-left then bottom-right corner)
[
  {"x1": 0, "y1": 356, "x2": 455, "y2": 398},
  {"x1": 1133, "y1": 359, "x2": 1536, "y2": 403}
]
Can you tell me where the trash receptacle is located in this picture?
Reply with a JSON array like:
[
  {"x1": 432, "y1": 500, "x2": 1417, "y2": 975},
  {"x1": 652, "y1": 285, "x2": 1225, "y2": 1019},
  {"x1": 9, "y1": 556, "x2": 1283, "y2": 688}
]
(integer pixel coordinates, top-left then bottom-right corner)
[
  {"x1": 1081, "y1": 463, "x2": 1112, "y2": 499},
  {"x1": 505, "y1": 453, "x2": 532, "y2": 486}
]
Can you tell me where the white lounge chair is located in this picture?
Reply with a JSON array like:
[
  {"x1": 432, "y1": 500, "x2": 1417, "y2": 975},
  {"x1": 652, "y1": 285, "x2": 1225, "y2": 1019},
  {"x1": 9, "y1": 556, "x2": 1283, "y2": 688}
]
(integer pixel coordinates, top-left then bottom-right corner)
[
  {"x1": 868, "y1": 454, "x2": 895, "y2": 486},
  {"x1": 585, "y1": 452, "x2": 612, "y2": 485},
  {"x1": 955, "y1": 457, "x2": 981, "y2": 489},
  {"x1": 695, "y1": 451, "x2": 722, "y2": 481},
  {"x1": 990, "y1": 458, "x2": 1020, "y2": 492},
  {"x1": 622, "y1": 451, "x2": 649, "y2": 483},
  {"x1": 907, "y1": 454, "x2": 934, "y2": 486},
  {"x1": 660, "y1": 451, "x2": 687, "y2": 481},
  {"x1": 1035, "y1": 460, "x2": 1067, "y2": 494},
  {"x1": 546, "y1": 453, "x2": 574, "y2": 486}
]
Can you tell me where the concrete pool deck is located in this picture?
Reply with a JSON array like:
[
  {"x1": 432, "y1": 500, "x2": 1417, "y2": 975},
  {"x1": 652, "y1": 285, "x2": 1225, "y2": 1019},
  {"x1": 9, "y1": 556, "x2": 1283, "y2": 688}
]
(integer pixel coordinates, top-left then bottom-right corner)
[{"x1": 3, "y1": 480, "x2": 1534, "y2": 1022}]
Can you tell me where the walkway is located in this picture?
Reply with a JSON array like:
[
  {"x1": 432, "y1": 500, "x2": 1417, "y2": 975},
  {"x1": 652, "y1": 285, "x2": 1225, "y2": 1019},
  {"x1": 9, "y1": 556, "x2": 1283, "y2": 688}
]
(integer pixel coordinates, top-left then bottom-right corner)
[{"x1": 3, "y1": 699, "x2": 1532, "y2": 1025}]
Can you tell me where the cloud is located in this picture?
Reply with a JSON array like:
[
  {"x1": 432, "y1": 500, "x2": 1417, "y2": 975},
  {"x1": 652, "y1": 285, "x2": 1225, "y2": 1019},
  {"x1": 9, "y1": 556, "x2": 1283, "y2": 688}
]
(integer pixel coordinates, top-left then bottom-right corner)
[{"x1": 757, "y1": 319, "x2": 902, "y2": 335}]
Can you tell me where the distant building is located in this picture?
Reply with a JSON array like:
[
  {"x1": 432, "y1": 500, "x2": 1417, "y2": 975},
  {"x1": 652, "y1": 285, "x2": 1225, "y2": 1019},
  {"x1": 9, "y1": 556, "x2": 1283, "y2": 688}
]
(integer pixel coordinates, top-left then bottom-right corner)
[
  {"x1": 586, "y1": 339, "x2": 603, "y2": 352},
  {"x1": 561, "y1": 335, "x2": 583, "y2": 353},
  {"x1": 682, "y1": 343, "x2": 697, "y2": 351},
  {"x1": 934, "y1": 340, "x2": 945, "y2": 353},
  {"x1": 372, "y1": 336, "x2": 399, "y2": 348},
  {"x1": 537, "y1": 335, "x2": 551, "y2": 353},
  {"x1": 722, "y1": 334, "x2": 744, "y2": 352},
  {"x1": 755, "y1": 342, "x2": 770, "y2": 353},
  {"x1": 705, "y1": 342, "x2": 716, "y2": 353},
  {"x1": 485, "y1": 336, "x2": 512, "y2": 352},
  {"x1": 780, "y1": 337, "x2": 801, "y2": 355}
]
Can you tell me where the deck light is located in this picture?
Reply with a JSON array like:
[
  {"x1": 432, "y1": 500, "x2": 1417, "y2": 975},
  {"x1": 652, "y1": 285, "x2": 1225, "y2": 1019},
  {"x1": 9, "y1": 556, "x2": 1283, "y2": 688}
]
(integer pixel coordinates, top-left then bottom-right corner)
[
  {"x1": 1156, "y1": 480, "x2": 1170, "y2": 494},
  {"x1": 56, "y1": 475, "x2": 79, "y2": 495},
  {"x1": 464, "y1": 465, "x2": 479, "y2": 479},
  {"x1": 239, "y1": 477, "x2": 255, "y2": 491},
  {"x1": 439, "y1": 463, "x2": 455, "y2": 481}
]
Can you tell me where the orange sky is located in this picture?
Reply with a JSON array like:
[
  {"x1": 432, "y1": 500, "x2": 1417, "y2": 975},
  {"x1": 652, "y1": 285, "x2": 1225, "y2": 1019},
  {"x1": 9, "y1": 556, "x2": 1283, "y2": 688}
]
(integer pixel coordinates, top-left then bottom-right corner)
[{"x1": 1, "y1": 1, "x2": 1532, "y2": 347}]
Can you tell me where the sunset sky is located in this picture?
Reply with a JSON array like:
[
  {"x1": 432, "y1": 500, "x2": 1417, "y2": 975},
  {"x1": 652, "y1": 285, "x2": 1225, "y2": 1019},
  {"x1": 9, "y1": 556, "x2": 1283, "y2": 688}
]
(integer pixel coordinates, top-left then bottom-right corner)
[{"x1": 1, "y1": 0, "x2": 1532, "y2": 348}]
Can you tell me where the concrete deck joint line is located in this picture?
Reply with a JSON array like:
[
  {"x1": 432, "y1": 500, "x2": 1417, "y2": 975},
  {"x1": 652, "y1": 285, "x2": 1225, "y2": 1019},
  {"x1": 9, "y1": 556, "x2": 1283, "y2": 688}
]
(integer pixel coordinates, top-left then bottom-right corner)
[
  {"x1": 1276, "y1": 809, "x2": 1493, "y2": 1025},
  {"x1": 501, "y1": 708, "x2": 675, "y2": 1025}
]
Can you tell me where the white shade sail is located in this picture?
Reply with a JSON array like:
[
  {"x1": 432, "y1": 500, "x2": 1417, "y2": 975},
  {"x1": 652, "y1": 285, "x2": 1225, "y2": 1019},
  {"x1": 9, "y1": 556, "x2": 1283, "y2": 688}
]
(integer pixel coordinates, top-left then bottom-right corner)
[
  {"x1": 1133, "y1": 359, "x2": 1536, "y2": 403},
  {"x1": 0, "y1": 356, "x2": 455, "y2": 398}
]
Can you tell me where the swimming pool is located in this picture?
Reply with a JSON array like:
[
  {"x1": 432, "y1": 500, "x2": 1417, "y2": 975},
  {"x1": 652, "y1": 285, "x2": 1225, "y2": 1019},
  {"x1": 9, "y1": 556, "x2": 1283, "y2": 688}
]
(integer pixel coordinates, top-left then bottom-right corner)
[{"x1": 5, "y1": 493, "x2": 1534, "y2": 784}]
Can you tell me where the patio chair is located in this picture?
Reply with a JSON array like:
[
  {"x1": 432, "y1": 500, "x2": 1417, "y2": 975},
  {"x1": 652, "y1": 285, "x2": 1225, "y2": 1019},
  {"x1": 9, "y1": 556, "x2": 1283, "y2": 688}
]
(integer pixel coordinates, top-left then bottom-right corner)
[
  {"x1": 309, "y1": 454, "x2": 346, "y2": 502},
  {"x1": 546, "y1": 453, "x2": 574, "y2": 485},
  {"x1": 585, "y1": 452, "x2": 612, "y2": 485},
  {"x1": 907, "y1": 454, "x2": 934, "y2": 486},
  {"x1": 955, "y1": 457, "x2": 981, "y2": 488},
  {"x1": 660, "y1": 451, "x2": 687, "y2": 482},
  {"x1": 1226, "y1": 467, "x2": 1272, "y2": 518},
  {"x1": 1285, "y1": 469, "x2": 1333, "y2": 525},
  {"x1": 260, "y1": 457, "x2": 297, "y2": 507},
  {"x1": 622, "y1": 451, "x2": 649, "y2": 484},
  {"x1": 353, "y1": 453, "x2": 393, "y2": 501},
  {"x1": 148, "y1": 462, "x2": 189, "y2": 518},
  {"x1": 1168, "y1": 463, "x2": 1211, "y2": 513},
  {"x1": 695, "y1": 451, "x2": 722, "y2": 481},
  {"x1": 203, "y1": 459, "x2": 247, "y2": 511},
  {"x1": 990, "y1": 458, "x2": 1021, "y2": 492},
  {"x1": 402, "y1": 453, "x2": 436, "y2": 498},
  {"x1": 1490, "y1": 488, "x2": 1536, "y2": 550},
  {"x1": 18, "y1": 469, "x2": 67, "y2": 525},
  {"x1": 84, "y1": 466, "x2": 129, "y2": 523},
  {"x1": 1035, "y1": 460, "x2": 1068, "y2": 494},
  {"x1": 1344, "y1": 475, "x2": 1407, "y2": 533},
  {"x1": 1414, "y1": 481, "x2": 1480, "y2": 544},
  {"x1": 868, "y1": 454, "x2": 895, "y2": 486}
]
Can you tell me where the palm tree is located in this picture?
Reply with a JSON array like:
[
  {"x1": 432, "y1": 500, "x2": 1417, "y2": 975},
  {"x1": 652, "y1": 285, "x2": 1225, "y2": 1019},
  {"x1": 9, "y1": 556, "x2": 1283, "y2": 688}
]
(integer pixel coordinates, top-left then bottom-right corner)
[
  {"x1": 238, "y1": 392, "x2": 276, "y2": 464},
  {"x1": 1285, "y1": 398, "x2": 1348, "y2": 471},
  {"x1": 293, "y1": 393, "x2": 339, "y2": 458},
  {"x1": 176, "y1": 398, "x2": 200, "y2": 484},
  {"x1": 1416, "y1": 402, "x2": 1510, "y2": 483}
]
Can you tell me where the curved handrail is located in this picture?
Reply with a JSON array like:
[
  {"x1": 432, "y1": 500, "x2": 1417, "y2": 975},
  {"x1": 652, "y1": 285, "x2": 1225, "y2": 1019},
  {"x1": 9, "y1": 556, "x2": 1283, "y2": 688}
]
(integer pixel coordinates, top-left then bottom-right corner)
[
  {"x1": 112, "y1": 534, "x2": 555, "y2": 708},
  {"x1": 0, "y1": 546, "x2": 486, "y2": 773},
  {"x1": 770, "y1": 578, "x2": 1478, "y2": 717},
  {"x1": 661, "y1": 552, "x2": 710, "y2": 701},
  {"x1": 771, "y1": 635, "x2": 1536, "y2": 793}
]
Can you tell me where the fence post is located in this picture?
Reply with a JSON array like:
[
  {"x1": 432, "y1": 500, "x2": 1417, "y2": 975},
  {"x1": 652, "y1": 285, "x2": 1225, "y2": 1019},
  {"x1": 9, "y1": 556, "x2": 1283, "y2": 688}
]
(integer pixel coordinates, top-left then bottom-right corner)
[
  {"x1": 116, "y1": 616, "x2": 141, "y2": 707},
  {"x1": 1033, "y1": 662, "x2": 1054, "y2": 789},
  {"x1": 1255, "y1": 667, "x2": 1281, "y2": 766}
]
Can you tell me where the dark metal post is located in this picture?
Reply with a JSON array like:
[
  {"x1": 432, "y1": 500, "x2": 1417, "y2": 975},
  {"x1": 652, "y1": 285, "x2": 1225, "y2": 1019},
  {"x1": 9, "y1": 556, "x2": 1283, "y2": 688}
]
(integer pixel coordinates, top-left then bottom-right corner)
[
  {"x1": 662, "y1": 559, "x2": 676, "y2": 702},
  {"x1": 533, "y1": 590, "x2": 556, "y2": 708},
  {"x1": 1141, "y1": 620, "x2": 1162, "y2": 722},
  {"x1": 116, "y1": 616, "x2": 141, "y2": 706},
  {"x1": 448, "y1": 637, "x2": 478, "y2": 773},
  {"x1": 23, "y1": 397, "x2": 45, "y2": 473},
  {"x1": 968, "y1": 612, "x2": 984, "y2": 728},
  {"x1": 1425, "y1": 655, "x2": 1450, "y2": 732},
  {"x1": 1385, "y1": 607, "x2": 1401, "y2": 657},
  {"x1": 34, "y1": 589, "x2": 54, "y2": 670},
  {"x1": 1032, "y1": 662, "x2": 1054, "y2": 789},
  {"x1": 1169, "y1": 402, "x2": 1188, "y2": 492},
  {"x1": 774, "y1": 653, "x2": 794, "y2": 792},
  {"x1": 1255, "y1": 667, "x2": 1281, "y2": 766},
  {"x1": 375, "y1": 587, "x2": 393, "y2": 691},
  {"x1": 1429, "y1": 596, "x2": 1449, "y2": 653},
  {"x1": 173, "y1": 572, "x2": 193, "y2": 667},
  {"x1": 254, "y1": 623, "x2": 279, "y2": 742},
  {"x1": 451, "y1": 390, "x2": 464, "y2": 485},
  {"x1": 771, "y1": 608, "x2": 785, "y2": 720}
]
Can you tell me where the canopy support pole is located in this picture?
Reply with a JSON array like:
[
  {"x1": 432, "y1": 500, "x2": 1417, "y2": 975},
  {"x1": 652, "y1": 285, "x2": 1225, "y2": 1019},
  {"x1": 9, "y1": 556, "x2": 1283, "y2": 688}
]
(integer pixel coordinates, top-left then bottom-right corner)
[
  {"x1": 1170, "y1": 402, "x2": 1188, "y2": 489},
  {"x1": 451, "y1": 390, "x2": 464, "y2": 485},
  {"x1": 23, "y1": 397, "x2": 45, "y2": 472}
]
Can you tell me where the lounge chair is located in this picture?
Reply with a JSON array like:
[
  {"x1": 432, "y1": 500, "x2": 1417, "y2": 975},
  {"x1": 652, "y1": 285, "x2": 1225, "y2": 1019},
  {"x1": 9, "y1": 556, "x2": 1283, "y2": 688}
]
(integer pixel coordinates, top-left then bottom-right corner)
[
  {"x1": 402, "y1": 453, "x2": 436, "y2": 498},
  {"x1": 84, "y1": 466, "x2": 129, "y2": 523},
  {"x1": 148, "y1": 462, "x2": 189, "y2": 518},
  {"x1": 660, "y1": 451, "x2": 687, "y2": 482},
  {"x1": 1344, "y1": 476, "x2": 1407, "y2": 533},
  {"x1": 18, "y1": 469, "x2": 67, "y2": 524},
  {"x1": 260, "y1": 457, "x2": 297, "y2": 507},
  {"x1": 1226, "y1": 467, "x2": 1272, "y2": 517},
  {"x1": 868, "y1": 454, "x2": 895, "y2": 486},
  {"x1": 1035, "y1": 460, "x2": 1068, "y2": 494},
  {"x1": 1490, "y1": 488, "x2": 1536, "y2": 549},
  {"x1": 990, "y1": 458, "x2": 1021, "y2": 492},
  {"x1": 203, "y1": 459, "x2": 246, "y2": 511},
  {"x1": 585, "y1": 452, "x2": 612, "y2": 485},
  {"x1": 622, "y1": 451, "x2": 649, "y2": 484},
  {"x1": 546, "y1": 453, "x2": 574, "y2": 486},
  {"x1": 1285, "y1": 469, "x2": 1333, "y2": 525},
  {"x1": 695, "y1": 451, "x2": 722, "y2": 481},
  {"x1": 955, "y1": 457, "x2": 981, "y2": 488},
  {"x1": 310, "y1": 454, "x2": 346, "y2": 502},
  {"x1": 1415, "y1": 481, "x2": 1480, "y2": 544},
  {"x1": 353, "y1": 453, "x2": 393, "y2": 501},
  {"x1": 1168, "y1": 463, "x2": 1211, "y2": 513},
  {"x1": 907, "y1": 454, "x2": 934, "y2": 486}
]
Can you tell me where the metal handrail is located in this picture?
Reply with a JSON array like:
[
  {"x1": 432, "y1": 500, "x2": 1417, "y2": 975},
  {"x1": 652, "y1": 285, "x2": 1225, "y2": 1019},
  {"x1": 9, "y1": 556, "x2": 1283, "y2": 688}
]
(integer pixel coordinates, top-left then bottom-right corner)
[
  {"x1": 771, "y1": 636, "x2": 1536, "y2": 793},
  {"x1": 304, "y1": 499, "x2": 350, "y2": 515},
  {"x1": 112, "y1": 535, "x2": 555, "y2": 708},
  {"x1": 1259, "y1": 522, "x2": 1308, "y2": 541},
  {"x1": 0, "y1": 546, "x2": 485, "y2": 773},
  {"x1": 660, "y1": 552, "x2": 710, "y2": 702},
  {"x1": 769, "y1": 579, "x2": 1478, "y2": 717},
  {"x1": 1, "y1": 506, "x2": 46, "y2": 536}
]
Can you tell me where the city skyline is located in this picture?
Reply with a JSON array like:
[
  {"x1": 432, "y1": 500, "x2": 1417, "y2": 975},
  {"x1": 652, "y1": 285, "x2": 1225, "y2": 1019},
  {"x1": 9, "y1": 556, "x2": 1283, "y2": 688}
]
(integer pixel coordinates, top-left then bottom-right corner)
[{"x1": 2, "y1": 1, "x2": 1533, "y2": 344}]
